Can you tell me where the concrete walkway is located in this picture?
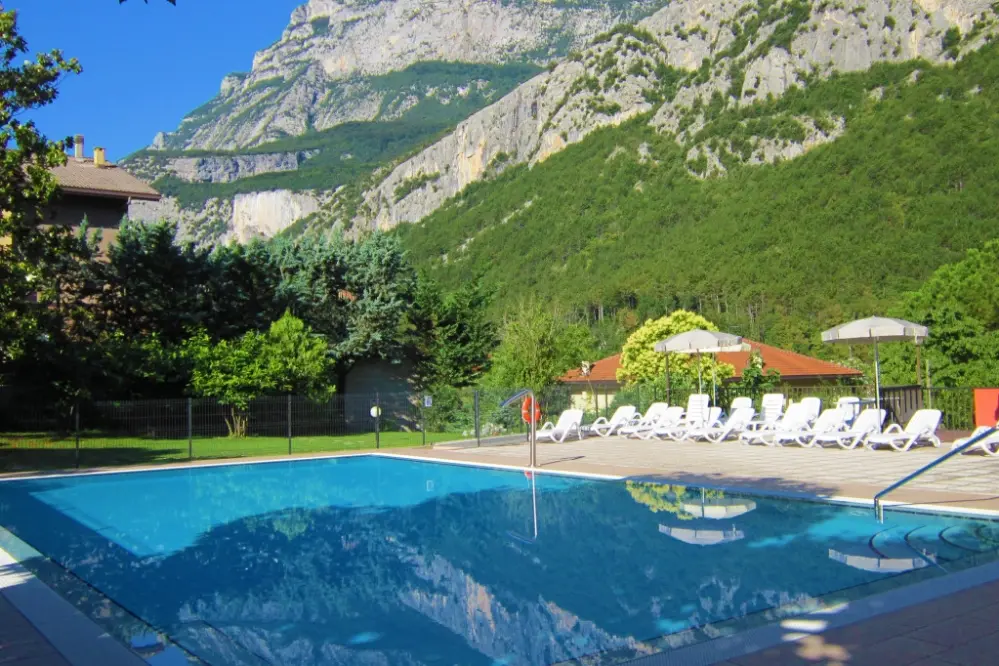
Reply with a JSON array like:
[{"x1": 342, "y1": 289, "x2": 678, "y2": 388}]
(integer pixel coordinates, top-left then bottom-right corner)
[
  {"x1": 0, "y1": 593, "x2": 70, "y2": 666},
  {"x1": 421, "y1": 436, "x2": 999, "y2": 511}
]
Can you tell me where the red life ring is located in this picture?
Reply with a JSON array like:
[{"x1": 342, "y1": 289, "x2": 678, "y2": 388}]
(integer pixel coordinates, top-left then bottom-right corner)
[{"x1": 521, "y1": 396, "x2": 542, "y2": 424}]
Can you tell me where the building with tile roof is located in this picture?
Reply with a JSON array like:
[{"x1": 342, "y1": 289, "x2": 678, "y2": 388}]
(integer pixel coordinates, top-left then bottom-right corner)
[
  {"x1": 43, "y1": 136, "x2": 161, "y2": 254},
  {"x1": 560, "y1": 339, "x2": 862, "y2": 411}
]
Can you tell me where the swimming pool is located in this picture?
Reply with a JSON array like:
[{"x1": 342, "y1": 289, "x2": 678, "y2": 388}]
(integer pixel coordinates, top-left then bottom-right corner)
[{"x1": 1, "y1": 454, "x2": 998, "y2": 665}]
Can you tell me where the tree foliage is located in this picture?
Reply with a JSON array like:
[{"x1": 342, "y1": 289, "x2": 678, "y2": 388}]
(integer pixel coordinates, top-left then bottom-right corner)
[
  {"x1": 410, "y1": 276, "x2": 497, "y2": 390},
  {"x1": 733, "y1": 350, "x2": 781, "y2": 400},
  {"x1": 486, "y1": 301, "x2": 595, "y2": 392},
  {"x1": 185, "y1": 312, "x2": 332, "y2": 435},
  {"x1": 0, "y1": 9, "x2": 81, "y2": 366},
  {"x1": 881, "y1": 240, "x2": 999, "y2": 387},
  {"x1": 617, "y1": 310, "x2": 734, "y2": 387},
  {"x1": 398, "y1": 44, "x2": 999, "y2": 365}
]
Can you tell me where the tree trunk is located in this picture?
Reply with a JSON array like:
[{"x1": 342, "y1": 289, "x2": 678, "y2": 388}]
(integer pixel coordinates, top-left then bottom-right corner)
[{"x1": 226, "y1": 407, "x2": 248, "y2": 438}]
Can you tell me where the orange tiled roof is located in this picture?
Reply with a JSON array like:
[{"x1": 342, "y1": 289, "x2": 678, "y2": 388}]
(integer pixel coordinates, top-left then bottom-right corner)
[
  {"x1": 560, "y1": 340, "x2": 862, "y2": 384},
  {"x1": 562, "y1": 354, "x2": 623, "y2": 384}
]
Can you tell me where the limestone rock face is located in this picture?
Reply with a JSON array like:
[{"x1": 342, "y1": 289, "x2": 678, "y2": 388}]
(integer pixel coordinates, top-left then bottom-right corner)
[
  {"x1": 123, "y1": 0, "x2": 999, "y2": 242},
  {"x1": 126, "y1": 152, "x2": 309, "y2": 184},
  {"x1": 151, "y1": 0, "x2": 673, "y2": 152},
  {"x1": 127, "y1": 189, "x2": 324, "y2": 246},
  {"x1": 352, "y1": 0, "x2": 999, "y2": 231},
  {"x1": 230, "y1": 191, "x2": 322, "y2": 242}
]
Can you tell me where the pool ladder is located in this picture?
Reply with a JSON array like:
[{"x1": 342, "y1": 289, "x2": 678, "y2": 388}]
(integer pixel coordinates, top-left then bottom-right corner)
[{"x1": 873, "y1": 426, "x2": 997, "y2": 522}]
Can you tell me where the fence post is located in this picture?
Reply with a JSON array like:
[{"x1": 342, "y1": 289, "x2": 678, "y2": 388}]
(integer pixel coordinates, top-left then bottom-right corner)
[
  {"x1": 74, "y1": 401, "x2": 80, "y2": 470},
  {"x1": 474, "y1": 390, "x2": 481, "y2": 447},
  {"x1": 287, "y1": 394, "x2": 292, "y2": 456},
  {"x1": 187, "y1": 397, "x2": 193, "y2": 460},
  {"x1": 375, "y1": 392, "x2": 380, "y2": 449},
  {"x1": 421, "y1": 397, "x2": 426, "y2": 448}
]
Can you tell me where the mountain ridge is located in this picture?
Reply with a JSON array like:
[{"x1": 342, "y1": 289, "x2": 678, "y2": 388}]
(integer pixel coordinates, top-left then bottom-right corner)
[
  {"x1": 122, "y1": 0, "x2": 676, "y2": 243},
  {"x1": 350, "y1": 0, "x2": 997, "y2": 231}
]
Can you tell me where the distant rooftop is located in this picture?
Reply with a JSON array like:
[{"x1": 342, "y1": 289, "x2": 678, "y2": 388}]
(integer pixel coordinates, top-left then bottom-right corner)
[
  {"x1": 50, "y1": 137, "x2": 160, "y2": 202},
  {"x1": 561, "y1": 340, "x2": 863, "y2": 384}
]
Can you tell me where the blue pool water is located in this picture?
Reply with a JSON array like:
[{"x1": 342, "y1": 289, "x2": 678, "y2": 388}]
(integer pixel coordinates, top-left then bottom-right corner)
[{"x1": 1, "y1": 455, "x2": 998, "y2": 666}]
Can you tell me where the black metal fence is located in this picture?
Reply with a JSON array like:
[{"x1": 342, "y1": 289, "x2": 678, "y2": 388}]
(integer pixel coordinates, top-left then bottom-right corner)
[
  {"x1": 0, "y1": 387, "x2": 571, "y2": 472},
  {"x1": 0, "y1": 383, "x2": 978, "y2": 473}
]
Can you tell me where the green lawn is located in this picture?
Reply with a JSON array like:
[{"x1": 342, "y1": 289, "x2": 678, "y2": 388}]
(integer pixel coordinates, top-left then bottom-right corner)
[{"x1": 0, "y1": 431, "x2": 468, "y2": 473}]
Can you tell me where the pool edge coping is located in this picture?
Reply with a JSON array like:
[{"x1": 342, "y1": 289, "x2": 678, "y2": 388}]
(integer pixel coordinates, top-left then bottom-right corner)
[{"x1": 0, "y1": 528, "x2": 148, "y2": 666}]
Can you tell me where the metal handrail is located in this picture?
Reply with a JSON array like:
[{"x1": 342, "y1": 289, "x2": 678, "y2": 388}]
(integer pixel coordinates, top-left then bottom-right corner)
[
  {"x1": 873, "y1": 426, "x2": 997, "y2": 522},
  {"x1": 501, "y1": 389, "x2": 538, "y2": 468}
]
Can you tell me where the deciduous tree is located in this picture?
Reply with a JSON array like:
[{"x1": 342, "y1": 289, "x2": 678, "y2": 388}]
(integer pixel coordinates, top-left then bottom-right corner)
[{"x1": 617, "y1": 310, "x2": 734, "y2": 387}]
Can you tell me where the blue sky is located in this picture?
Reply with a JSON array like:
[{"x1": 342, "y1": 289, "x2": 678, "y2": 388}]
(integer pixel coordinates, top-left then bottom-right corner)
[{"x1": 15, "y1": 0, "x2": 304, "y2": 160}]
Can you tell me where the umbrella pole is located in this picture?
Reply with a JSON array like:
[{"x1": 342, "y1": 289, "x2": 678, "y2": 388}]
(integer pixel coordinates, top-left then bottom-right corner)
[
  {"x1": 712, "y1": 359, "x2": 717, "y2": 406},
  {"x1": 665, "y1": 354, "x2": 672, "y2": 405},
  {"x1": 874, "y1": 340, "x2": 881, "y2": 415},
  {"x1": 697, "y1": 351, "x2": 703, "y2": 394}
]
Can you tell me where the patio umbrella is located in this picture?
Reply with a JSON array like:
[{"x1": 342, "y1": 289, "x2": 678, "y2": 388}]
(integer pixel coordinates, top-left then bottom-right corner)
[
  {"x1": 658, "y1": 523, "x2": 744, "y2": 546},
  {"x1": 680, "y1": 496, "x2": 757, "y2": 520},
  {"x1": 653, "y1": 329, "x2": 747, "y2": 398},
  {"x1": 821, "y1": 317, "x2": 929, "y2": 413},
  {"x1": 828, "y1": 548, "x2": 930, "y2": 573}
]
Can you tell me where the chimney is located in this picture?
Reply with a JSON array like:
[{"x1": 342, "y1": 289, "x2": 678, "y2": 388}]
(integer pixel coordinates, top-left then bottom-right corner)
[
  {"x1": 93, "y1": 147, "x2": 106, "y2": 167},
  {"x1": 74, "y1": 134, "x2": 84, "y2": 160}
]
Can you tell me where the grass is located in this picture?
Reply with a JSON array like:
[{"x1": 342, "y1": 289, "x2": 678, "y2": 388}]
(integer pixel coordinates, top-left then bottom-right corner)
[{"x1": 0, "y1": 431, "x2": 468, "y2": 473}]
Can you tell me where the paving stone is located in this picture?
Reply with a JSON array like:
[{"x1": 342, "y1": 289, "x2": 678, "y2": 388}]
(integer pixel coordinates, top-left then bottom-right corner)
[
  {"x1": 846, "y1": 636, "x2": 946, "y2": 665},
  {"x1": 906, "y1": 616, "x2": 998, "y2": 647},
  {"x1": 931, "y1": 631, "x2": 999, "y2": 666}
]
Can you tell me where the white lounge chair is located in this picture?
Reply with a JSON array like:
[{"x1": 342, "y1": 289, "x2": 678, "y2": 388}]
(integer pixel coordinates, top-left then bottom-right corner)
[
  {"x1": 730, "y1": 396, "x2": 754, "y2": 413},
  {"x1": 865, "y1": 409, "x2": 942, "y2": 452},
  {"x1": 812, "y1": 408, "x2": 886, "y2": 450},
  {"x1": 952, "y1": 425, "x2": 999, "y2": 456},
  {"x1": 636, "y1": 406, "x2": 685, "y2": 440},
  {"x1": 653, "y1": 394, "x2": 710, "y2": 440},
  {"x1": 835, "y1": 396, "x2": 861, "y2": 423},
  {"x1": 664, "y1": 405, "x2": 722, "y2": 441},
  {"x1": 771, "y1": 408, "x2": 848, "y2": 448},
  {"x1": 536, "y1": 409, "x2": 584, "y2": 443},
  {"x1": 798, "y1": 397, "x2": 822, "y2": 424},
  {"x1": 742, "y1": 403, "x2": 811, "y2": 446},
  {"x1": 746, "y1": 393, "x2": 785, "y2": 431},
  {"x1": 586, "y1": 405, "x2": 638, "y2": 437},
  {"x1": 619, "y1": 403, "x2": 669, "y2": 437},
  {"x1": 689, "y1": 407, "x2": 755, "y2": 443}
]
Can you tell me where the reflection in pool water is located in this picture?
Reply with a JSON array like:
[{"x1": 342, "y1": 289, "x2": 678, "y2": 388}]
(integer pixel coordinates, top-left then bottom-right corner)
[{"x1": 0, "y1": 456, "x2": 997, "y2": 666}]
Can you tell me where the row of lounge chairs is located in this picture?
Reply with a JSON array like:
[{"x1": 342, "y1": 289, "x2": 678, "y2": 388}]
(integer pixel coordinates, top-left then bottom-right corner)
[{"x1": 536, "y1": 393, "x2": 947, "y2": 452}]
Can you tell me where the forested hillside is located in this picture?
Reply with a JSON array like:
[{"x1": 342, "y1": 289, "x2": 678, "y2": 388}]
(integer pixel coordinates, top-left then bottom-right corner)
[{"x1": 396, "y1": 43, "x2": 999, "y2": 357}]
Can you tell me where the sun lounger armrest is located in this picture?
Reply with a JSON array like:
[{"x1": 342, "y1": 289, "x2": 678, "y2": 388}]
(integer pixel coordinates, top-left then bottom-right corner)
[{"x1": 882, "y1": 424, "x2": 903, "y2": 434}]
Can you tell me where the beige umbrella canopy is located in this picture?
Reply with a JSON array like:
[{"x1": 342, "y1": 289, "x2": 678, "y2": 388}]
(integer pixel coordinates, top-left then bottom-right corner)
[
  {"x1": 821, "y1": 317, "x2": 929, "y2": 413},
  {"x1": 680, "y1": 498, "x2": 757, "y2": 520},
  {"x1": 653, "y1": 329, "x2": 748, "y2": 398},
  {"x1": 658, "y1": 524, "x2": 744, "y2": 546},
  {"x1": 828, "y1": 548, "x2": 931, "y2": 573}
]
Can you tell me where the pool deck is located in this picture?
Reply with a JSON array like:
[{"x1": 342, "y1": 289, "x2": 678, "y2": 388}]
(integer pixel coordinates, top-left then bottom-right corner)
[{"x1": 2, "y1": 436, "x2": 999, "y2": 665}]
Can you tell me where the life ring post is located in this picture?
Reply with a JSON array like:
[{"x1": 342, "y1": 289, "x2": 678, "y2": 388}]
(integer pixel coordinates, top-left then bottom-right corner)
[{"x1": 500, "y1": 389, "x2": 539, "y2": 468}]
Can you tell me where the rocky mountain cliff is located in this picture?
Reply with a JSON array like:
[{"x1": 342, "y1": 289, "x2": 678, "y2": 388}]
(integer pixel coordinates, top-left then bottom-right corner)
[
  {"x1": 353, "y1": 0, "x2": 999, "y2": 230},
  {"x1": 126, "y1": 0, "x2": 999, "y2": 244},
  {"x1": 123, "y1": 0, "x2": 674, "y2": 244}
]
